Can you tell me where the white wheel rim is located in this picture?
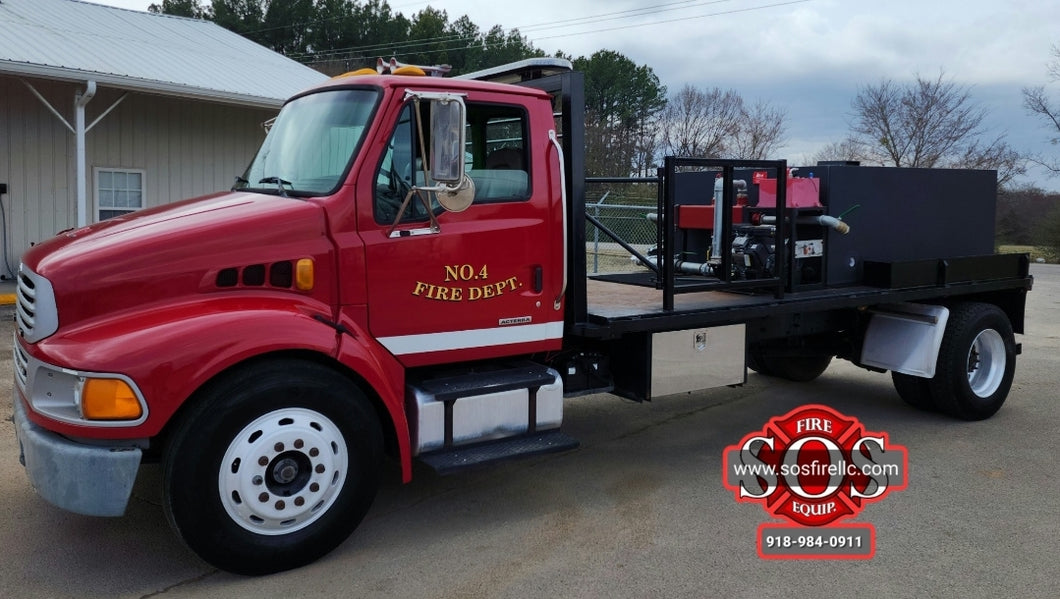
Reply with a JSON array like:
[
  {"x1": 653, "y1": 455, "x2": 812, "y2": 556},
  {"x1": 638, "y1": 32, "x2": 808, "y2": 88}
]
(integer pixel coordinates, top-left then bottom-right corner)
[
  {"x1": 218, "y1": 408, "x2": 348, "y2": 535},
  {"x1": 967, "y1": 329, "x2": 1006, "y2": 398}
]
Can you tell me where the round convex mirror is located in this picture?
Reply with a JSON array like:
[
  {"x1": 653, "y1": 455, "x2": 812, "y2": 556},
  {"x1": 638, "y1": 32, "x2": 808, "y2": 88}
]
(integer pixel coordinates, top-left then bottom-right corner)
[{"x1": 437, "y1": 175, "x2": 475, "y2": 212}]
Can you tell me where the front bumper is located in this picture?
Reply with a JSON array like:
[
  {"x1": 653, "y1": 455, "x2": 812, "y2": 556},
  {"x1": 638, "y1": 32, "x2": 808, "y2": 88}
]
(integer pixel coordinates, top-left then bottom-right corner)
[{"x1": 13, "y1": 396, "x2": 141, "y2": 517}]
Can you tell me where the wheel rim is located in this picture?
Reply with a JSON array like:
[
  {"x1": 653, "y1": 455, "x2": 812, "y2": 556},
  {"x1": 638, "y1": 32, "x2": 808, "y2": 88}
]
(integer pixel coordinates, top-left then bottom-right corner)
[
  {"x1": 218, "y1": 408, "x2": 348, "y2": 536},
  {"x1": 966, "y1": 329, "x2": 1006, "y2": 398}
]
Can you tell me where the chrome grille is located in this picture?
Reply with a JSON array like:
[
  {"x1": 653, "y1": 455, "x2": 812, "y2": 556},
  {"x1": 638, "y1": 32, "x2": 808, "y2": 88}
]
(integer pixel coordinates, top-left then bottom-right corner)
[
  {"x1": 13, "y1": 341, "x2": 28, "y2": 392},
  {"x1": 15, "y1": 265, "x2": 58, "y2": 343},
  {"x1": 16, "y1": 271, "x2": 36, "y2": 338}
]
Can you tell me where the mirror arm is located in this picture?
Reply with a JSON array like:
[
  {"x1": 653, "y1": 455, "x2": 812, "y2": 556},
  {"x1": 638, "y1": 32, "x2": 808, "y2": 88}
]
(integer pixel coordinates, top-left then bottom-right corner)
[
  {"x1": 385, "y1": 188, "x2": 440, "y2": 238},
  {"x1": 411, "y1": 97, "x2": 433, "y2": 189}
]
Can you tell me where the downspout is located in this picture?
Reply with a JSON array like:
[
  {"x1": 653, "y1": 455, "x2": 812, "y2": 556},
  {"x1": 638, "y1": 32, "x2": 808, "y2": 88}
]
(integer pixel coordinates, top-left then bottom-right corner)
[
  {"x1": 22, "y1": 79, "x2": 126, "y2": 235},
  {"x1": 75, "y1": 81, "x2": 97, "y2": 228}
]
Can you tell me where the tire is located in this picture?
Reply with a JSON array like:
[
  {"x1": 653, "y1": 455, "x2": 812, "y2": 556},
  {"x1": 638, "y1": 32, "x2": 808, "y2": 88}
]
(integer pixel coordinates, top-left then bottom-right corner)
[
  {"x1": 162, "y1": 360, "x2": 382, "y2": 575},
  {"x1": 747, "y1": 348, "x2": 832, "y2": 382},
  {"x1": 770, "y1": 355, "x2": 832, "y2": 382},
  {"x1": 891, "y1": 371, "x2": 936, "y2": 411},
  {"x1": 746, "y1": 347, "x2": 775, "y2": 376},
  {"x1": 929, "y1": 303, "x2": 1017, "y2": 421}
]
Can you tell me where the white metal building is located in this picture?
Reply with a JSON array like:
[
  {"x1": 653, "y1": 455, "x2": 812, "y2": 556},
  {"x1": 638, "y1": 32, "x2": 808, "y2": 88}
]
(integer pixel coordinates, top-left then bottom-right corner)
[{"x1": 0, "y1": 0, "x2": 328, "y2": 274}]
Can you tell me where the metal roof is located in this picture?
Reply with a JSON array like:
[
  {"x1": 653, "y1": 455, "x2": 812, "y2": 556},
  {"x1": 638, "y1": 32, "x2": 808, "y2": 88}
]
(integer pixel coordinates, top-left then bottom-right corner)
[{"x1": 0, "y1": 0, "x2": 328, "y2": 108}]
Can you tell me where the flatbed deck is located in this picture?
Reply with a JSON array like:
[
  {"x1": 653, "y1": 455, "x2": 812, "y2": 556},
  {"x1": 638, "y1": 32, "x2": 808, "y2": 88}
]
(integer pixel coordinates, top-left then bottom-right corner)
[{"x1": 576, "y1": 269, "x2": 1032, "y2": 338}]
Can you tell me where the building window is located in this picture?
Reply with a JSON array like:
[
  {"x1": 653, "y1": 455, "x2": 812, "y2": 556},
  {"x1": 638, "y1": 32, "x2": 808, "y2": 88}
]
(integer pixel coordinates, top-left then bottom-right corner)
[{"x1": 95, "y1": 168, "x2": 144, "y2": 220}]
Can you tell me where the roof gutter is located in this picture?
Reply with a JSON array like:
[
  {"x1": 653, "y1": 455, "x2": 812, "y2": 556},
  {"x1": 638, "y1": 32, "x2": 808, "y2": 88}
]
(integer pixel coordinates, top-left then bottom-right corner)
[{"x1": 3, "y1": 61, "x2": 292, "y2": 110}]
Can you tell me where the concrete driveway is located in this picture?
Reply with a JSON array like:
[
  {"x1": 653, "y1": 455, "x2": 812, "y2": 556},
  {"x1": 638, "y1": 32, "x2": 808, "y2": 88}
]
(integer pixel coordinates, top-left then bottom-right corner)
[{"x1": 2, "y1": 265, "x2": 1058, "y2": 598}]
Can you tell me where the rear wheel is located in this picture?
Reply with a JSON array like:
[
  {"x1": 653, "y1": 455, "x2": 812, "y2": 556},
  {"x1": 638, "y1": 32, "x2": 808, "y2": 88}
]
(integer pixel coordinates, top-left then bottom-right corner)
[
  {"x1": 891, "y1": 371, "x2": 936, "y2": 411},
  {"x1": 162, "y1": 360, "x2": 382, "y2": 575},
  {"x1": 747, "y1": 348, "x2": 832, "y2": 382},
  {"x1": 929, "y1": 303, "x2": 1016, "y2": 421},
  {"x1": 745, "y1": 347, "x2": 775, "y2": 376},
  {"x1": 770, "y1": 355, "x2": 832, "y2": 382}
]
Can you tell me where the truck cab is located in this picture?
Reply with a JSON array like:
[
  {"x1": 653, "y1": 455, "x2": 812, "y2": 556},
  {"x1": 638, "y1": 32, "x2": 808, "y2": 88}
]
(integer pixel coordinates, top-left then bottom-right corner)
[{"x1": 14, "y1": 61, "x2": 574, "y2": 575}]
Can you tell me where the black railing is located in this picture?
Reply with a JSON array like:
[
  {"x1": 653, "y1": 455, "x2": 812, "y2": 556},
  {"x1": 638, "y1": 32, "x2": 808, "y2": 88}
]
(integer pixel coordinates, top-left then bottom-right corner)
[
  {"x1": 584, "y1": 159, "x2": 788, "y2": 312},
  {"x1": 659, "y1": 157, "x2": 787, "y2": 310}
]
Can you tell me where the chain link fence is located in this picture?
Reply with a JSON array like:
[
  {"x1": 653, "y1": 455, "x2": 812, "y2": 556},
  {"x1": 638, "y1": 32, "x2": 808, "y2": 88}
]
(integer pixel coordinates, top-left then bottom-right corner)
[{"x1": 584, "y1": 188, "x2": 658, "y2": 274}]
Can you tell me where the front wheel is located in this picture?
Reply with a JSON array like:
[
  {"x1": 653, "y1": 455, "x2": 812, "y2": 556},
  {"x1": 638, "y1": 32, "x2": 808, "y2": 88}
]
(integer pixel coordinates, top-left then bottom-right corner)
[
  {"x1": 929, "y1": 303, "x2": 1017, "y2": 421},
  {"x1": 162, "y1": 360, "x2": 382, "y2": 575}
]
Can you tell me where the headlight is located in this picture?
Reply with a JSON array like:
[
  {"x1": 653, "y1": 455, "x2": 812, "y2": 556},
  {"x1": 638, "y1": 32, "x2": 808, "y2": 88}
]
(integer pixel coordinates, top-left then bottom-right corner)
[{"x1": 16, "y1": 346, "x2": 148, "y2": 427}]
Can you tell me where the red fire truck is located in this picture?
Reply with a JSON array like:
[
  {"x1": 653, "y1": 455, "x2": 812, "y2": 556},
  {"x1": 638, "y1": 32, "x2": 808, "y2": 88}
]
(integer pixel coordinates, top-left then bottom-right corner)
[{"x1": 12, "y1": 59, "x2": 1031, "y2": 574}]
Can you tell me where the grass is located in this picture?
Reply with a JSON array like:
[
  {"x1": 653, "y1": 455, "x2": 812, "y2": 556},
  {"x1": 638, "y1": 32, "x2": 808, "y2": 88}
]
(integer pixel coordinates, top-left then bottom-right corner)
[{"x1": 998, "y1": 245, "x2": 1056, "y2": 263}]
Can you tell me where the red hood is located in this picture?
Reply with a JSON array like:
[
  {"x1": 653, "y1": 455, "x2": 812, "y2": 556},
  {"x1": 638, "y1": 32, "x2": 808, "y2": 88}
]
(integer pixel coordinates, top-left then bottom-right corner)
[{"x1": 23, "y1": 191, "x2": 337, "y2": 330}]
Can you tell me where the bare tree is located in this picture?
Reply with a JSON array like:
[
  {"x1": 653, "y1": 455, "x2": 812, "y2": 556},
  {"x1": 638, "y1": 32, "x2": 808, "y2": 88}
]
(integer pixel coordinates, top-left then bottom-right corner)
[
  {"x1": 730, "y1": 99, "x2": 786, "y2": 160},
  {"x1": 809, "y1": 137, "x2": 865, "y2": 164},
  {"x1": 852, "y1": 71, "x2": 1024, "y2": 186},
  {"x1": 952, "y1": 135, "x2": 1026, "y2": 187},
  {"x1": 660, "y1": 85, "x2": 742, "y2": 158},
  {"x1": 659, "y1": 86, "x2": 787, "y2": 161},
  {"x1": 1023, "y1": 44, "x2": 1060, "y2": 175}
]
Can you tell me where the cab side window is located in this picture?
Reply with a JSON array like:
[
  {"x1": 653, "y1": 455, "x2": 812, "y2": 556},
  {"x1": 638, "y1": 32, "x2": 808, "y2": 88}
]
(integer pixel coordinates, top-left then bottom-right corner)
[
  {"x1": 374, "y1": 101, "x2": 530, "y2": 224},
  {"x1": 466, "y1": 104, "x2": 531, "y2": 203},
  {"x1": 374, "y1": 104, "x2": 433, "y2": 224}
]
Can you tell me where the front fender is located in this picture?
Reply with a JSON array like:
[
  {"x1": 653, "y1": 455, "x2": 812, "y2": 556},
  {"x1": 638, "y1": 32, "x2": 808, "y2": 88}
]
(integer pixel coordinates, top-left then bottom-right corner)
[
  {"x1": 334, "y1": 305, "x2": 412, "y2": 482},
  {"x1": 25, "y1": 295, "x2": 340, "y2": 439}
]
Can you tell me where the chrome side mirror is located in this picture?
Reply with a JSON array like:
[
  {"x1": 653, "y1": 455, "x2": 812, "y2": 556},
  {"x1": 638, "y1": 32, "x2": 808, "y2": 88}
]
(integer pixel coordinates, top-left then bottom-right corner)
[{"x1": 429, "y1": 98, "x2": 465, "y2": 184}]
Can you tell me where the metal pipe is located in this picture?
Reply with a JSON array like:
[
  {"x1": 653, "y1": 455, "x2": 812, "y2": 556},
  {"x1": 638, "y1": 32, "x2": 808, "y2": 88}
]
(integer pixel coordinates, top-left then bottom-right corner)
[
  {"x1": 75, "y1": 81, "x2": 97, "y2": 228},
  {"x1": 640, "y1": 257, "x2": 713, "y2": 276},
  {"x1": 817, "y1": 215, "x2": 850, "y2": 234},
  {"x1": 585, "y1": 177, "x2": 659, "y2": 184},
  {"x1": 675, "y1": 260, "x2": 712, "y2": 276},
  {"x1": 761, "y1": 214, "x2": 850, "y2": 234},
  {"x1": 712, "y1": 179, "x2": 747, "y2": 259},
  {"x1": 548, "y1": 130, "x2": 567, "y2": 311}
]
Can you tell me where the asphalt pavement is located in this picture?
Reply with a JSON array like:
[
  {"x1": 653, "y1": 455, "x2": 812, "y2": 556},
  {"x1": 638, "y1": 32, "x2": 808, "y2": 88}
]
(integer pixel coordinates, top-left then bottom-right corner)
[{"x1": 2, "y1": 265, "x2": 1059, "y2": 598}]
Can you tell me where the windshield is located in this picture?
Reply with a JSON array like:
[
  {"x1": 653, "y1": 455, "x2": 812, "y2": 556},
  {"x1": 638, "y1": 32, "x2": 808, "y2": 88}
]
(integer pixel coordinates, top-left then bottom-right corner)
[{"x1": 237, "y1": 88, "x2": 379, "y2": 197}]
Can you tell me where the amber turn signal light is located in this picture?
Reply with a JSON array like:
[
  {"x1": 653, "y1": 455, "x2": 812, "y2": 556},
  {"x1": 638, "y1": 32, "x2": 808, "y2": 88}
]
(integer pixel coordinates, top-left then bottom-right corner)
[
  {"x1": 296, "y1": 258, "x2": 314, "y2": 291},
  {"x1": 81, "y1": 378, "x2": 143, "y2": 420}
]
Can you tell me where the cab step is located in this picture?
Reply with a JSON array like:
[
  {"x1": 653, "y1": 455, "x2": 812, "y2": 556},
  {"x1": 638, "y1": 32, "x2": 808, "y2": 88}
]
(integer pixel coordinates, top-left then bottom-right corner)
[
  {"x1": 418, "y1": 429, "x2": 579, "y2": 475},
  {"x1": 407, "y1": 361, "x2": 569, "y2": 460}
]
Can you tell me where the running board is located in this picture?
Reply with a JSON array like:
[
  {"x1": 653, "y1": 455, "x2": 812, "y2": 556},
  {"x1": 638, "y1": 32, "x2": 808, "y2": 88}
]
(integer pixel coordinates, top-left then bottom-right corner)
[{"x1": 418, "y1": 430, "x2": 579, "y2": 475}]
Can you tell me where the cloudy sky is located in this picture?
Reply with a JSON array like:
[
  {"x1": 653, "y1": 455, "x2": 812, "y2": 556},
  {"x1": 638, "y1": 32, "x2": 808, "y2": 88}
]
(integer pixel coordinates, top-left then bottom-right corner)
[{"x1": 93, "y1": 0, "x2": 1060, "y2": 189}]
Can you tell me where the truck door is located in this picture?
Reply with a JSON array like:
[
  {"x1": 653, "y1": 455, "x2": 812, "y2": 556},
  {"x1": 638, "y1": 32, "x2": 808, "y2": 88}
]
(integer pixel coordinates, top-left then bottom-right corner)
[{"x1": 360, "y1": 93, "x2": 565, "y2": 367}]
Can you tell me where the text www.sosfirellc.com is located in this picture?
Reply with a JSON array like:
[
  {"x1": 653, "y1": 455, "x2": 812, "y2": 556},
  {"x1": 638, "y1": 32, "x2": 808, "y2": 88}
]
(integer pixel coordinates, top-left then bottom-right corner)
[{"x1": 731, "y1": 460, "x2": 900, "y2": 479}]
